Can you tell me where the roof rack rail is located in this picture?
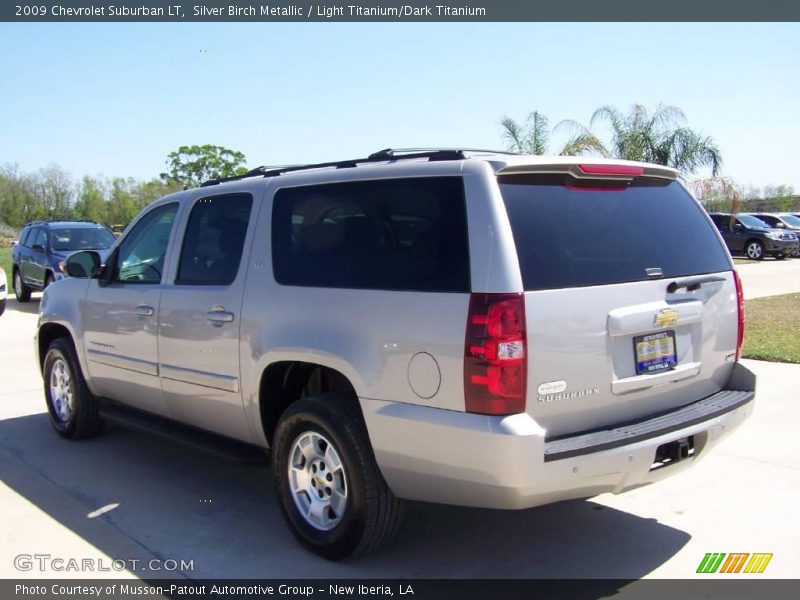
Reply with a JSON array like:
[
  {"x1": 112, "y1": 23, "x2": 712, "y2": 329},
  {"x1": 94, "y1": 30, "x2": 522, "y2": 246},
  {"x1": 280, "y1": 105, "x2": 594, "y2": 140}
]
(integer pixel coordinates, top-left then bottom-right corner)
[
  {"x1": 368, "y1": 147, "x2": 520, "y2": 159},
  {"x1": 22, "y1": 219, "x2": 102, "y2": 227},
  {"x1": 200, "y1": 147, "x2": 518, "y2": 187}
]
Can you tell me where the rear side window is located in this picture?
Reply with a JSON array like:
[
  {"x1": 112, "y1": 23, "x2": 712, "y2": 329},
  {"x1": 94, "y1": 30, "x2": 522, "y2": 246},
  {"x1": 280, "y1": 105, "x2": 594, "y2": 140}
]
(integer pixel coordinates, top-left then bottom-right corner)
[
  {"x1": 177, "y1": 194, "x2": 253, "y2": 285},
  {"x1": 272, "y1": 177, "x2": 470, "y2": 292},
  {"x1": 499, "y1": 178, "x2": 731, "y2": 291}
]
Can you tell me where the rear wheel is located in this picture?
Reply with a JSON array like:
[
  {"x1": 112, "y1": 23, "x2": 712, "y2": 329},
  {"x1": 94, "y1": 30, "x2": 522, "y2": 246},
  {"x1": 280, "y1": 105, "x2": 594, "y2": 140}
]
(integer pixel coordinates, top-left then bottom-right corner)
[
  {"x1": 14, "y1": 270, "x2": 31, "y2": 302},
  {"x1": 744, "y1": 240, "x2": 764, "y2": 261},
  {"x1": 272, "y1": 393, "x2": 404, "y2": 559},
  {"x1": 43, "y1": 337, "x2": 103, "y2": 439}
]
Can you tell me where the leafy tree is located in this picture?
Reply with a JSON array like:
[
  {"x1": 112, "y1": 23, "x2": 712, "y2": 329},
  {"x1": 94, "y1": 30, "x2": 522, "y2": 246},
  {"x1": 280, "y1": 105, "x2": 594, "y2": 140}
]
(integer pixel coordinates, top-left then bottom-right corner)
[
  {"x1": 160, "y1": 144, "x2": 247, "y2": 188},
  {"x1": 0, "y1": 164, "x2": 40, "y2": 227},
  {"x1": 74, "y1": 176, "x2": 108, "y2": 223},
  {"x1": 36, "y1": 164, "x2": 74, "y2": 220},
  {"x1": 688, "y1": 177, "x2": 740, "y2": 214},
  {"x1": 590, "y1": 104, "x2": 722, "y2": 176},
  {"x1": 106, "y1": 178, "x2": 140, "y2": 226}
]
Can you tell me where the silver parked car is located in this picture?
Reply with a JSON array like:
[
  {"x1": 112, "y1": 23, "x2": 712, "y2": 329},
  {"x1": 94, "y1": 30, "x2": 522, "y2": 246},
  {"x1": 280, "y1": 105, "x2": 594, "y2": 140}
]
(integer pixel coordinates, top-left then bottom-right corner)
[{"x1": 37, "y1": 149, "x2": 756, "y2": 559}]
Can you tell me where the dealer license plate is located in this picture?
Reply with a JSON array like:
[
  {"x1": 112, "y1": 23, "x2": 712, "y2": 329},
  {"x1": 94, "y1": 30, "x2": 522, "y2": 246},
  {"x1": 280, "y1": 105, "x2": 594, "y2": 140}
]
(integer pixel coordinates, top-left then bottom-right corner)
[{"x1": 634, "y1": 331, "x2": 677, "y2": 375}]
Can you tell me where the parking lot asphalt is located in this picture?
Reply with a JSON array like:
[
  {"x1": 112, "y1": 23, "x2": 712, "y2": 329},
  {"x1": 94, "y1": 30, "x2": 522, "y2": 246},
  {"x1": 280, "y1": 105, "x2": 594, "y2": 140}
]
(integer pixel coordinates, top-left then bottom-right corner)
[
  {"x1": 0, "y1": 270, "x2": 798, "y2": 580},
  {"x1": 736, "y1": 257, "x2": 800, "y2": 299}
]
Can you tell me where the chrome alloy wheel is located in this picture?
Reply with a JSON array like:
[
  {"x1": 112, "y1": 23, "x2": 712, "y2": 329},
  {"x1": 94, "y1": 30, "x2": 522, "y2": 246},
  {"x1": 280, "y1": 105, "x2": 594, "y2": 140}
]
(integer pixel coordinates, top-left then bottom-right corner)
[
  {"x1": 49, "y1": 358, "x2": 74, "y2": 424},
  {"x1": 288, "y1": 431, "x2": 348, "y2": 531},
  {"x1": 746, "y1": 242, "x2": 763, "y2": 259},
  {"x1": 14, "y1": 271, "x2": 22, "y2": 298}
]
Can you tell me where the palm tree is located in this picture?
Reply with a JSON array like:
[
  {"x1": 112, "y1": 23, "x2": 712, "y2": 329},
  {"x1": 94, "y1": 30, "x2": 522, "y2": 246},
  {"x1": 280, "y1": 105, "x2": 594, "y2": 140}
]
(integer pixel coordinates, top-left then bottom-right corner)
[
  {"x1": 500, "y1": 111, "x2": 606, "y2": 157},
  {"x1": 590, "y1": 104, "x2": 722, "y2": 176},
  {"x1": 500, "y1": 111, "x2": 550, "y2": 155}
]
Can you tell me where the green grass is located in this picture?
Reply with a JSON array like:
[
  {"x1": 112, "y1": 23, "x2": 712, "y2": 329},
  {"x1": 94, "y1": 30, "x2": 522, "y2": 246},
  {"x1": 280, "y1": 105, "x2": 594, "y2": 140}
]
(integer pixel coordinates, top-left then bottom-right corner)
[
  {"x1": 0, "y1": 247, "x2": 11, "y2": 280},
  {"x1": 742, "y1": 293, "x2": 800, "y2": 364}
]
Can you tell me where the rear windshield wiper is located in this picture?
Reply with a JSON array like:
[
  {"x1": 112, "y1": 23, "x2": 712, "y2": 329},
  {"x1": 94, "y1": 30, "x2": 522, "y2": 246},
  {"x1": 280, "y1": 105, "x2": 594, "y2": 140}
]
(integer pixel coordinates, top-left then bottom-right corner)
[{"x1": 667, "y1": 275, "x2": 727, "y2": 294}]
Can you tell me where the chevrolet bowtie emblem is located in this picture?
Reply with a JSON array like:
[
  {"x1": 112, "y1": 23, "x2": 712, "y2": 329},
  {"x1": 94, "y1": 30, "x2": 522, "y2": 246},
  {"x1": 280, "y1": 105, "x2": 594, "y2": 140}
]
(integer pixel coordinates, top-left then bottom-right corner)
[{"x1": 654, "y1": 308, "x2": 679, "y2": 327}]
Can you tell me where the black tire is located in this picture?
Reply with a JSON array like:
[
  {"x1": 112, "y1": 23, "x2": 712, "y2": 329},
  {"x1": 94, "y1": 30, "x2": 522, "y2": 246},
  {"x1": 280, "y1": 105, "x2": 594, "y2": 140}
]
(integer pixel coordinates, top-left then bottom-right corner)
[
  {"x1": 272, "y1": 393, "x2": 405, "y2": 560},
  {"x1": 0, "y1": 298, "x2": 5, "y2": 316},
  {"x1": 43, "y1": 337, "x2": 103, "y2": 439},
  {"x1": 13, "y1": 269, "x2": 31, "y2": 302},
  {"x1": 744, "y1": 240, "x2": 764, "y2": 261},
  {"x1": 44, "y1": 272, "x2": 55, "y2": 288}
]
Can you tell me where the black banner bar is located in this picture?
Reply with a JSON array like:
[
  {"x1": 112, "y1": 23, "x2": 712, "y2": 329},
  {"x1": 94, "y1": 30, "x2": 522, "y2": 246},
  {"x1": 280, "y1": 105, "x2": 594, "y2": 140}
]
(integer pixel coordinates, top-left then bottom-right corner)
[
  {"x1": 3, "y1": 0, "x2": 800, "y2": 22},
  {"x1": 4, "y1": 580, "x2": 800, "y2": 600}
]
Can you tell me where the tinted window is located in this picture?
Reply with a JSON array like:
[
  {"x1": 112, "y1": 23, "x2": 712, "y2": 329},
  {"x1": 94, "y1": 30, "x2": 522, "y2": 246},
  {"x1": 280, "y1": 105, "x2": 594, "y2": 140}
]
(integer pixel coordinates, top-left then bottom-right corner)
[
  {"x1": 781, "y1": 215, "x2": 800, "y2": 227},
  {"x1": 499, "y1": 178, "x2": 731, "y2": 291},
  {"x1": 272, "y1": 177, "x2": 470, "y2": 292},
  {"x1": 31, "y1": 228, "x2": 48, "y2": 249},
  {"x1": 50, "y1": 227, "x2": 115, "y2": 251},
  {"x1": 177, "y1": 194, "x2": 253, "y2": 285},
  {"x1": 114, "y1": 203, "x2": 178, "y2": 283},
  {"x1": 19, "y1": 227, "x2": 32, "y2": 247},
  {"x1": 738, "y1": 215, "x2": 769, "y2": 228},
  {"x1": 755, "y1": 215, "x2": 778, "y2": 226}
]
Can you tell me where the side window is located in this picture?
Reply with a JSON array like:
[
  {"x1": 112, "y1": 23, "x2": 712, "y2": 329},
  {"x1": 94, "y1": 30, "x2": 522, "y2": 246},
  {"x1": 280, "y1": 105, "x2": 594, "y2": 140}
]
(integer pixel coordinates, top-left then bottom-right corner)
[
  {"x1": 712, "y1": 215, "x2": 729, "y2": 232},
  {"x1": 32, "y1": 228, "x2": 48, "y2": 250},
  {"x1": 272, "y1": 177, "x2": 470, "y2": 292},
  {"x1": 18, "y1": 227, "x2": 31, "y2": 247},
  {"x1": 114, "y1": 203, "x2": 179, "y2": 283},
  {"x1": 176, "y1": 194, "x2": 253, "y2": 285}
]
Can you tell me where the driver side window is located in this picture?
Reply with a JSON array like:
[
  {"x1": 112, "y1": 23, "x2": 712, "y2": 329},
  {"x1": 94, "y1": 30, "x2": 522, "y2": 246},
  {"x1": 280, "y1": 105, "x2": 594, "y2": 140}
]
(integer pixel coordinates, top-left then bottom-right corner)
[{"x1": 114, "y1": 203, "x2": 179, "y2": 283}]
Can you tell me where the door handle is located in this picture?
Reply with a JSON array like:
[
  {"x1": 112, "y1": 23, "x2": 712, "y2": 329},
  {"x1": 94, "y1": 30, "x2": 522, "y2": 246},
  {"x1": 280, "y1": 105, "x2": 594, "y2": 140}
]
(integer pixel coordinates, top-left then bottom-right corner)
[
  {"x1": 135, "y1": 305, "x2": 155, "y2": 316},
  {"x1": 207, "y1": 310, "x2": 234, "y2": 324}
]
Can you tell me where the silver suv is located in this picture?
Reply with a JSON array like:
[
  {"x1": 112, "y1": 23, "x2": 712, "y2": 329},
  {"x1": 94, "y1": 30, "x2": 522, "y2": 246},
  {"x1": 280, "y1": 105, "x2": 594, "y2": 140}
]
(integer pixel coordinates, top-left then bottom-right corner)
[{"x1": 37, "y1": 149, "x2": 756, "y2": 559}]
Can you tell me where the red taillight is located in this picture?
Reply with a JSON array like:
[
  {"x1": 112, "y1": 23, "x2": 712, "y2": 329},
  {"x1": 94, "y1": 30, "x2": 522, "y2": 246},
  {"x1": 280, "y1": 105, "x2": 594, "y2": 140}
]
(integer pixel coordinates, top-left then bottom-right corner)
[
  {"x1": 464, "y1": 293, "x2": 526, "y2": 415},
  {"x1": 734, "y1": 270, "x2": 745, "y2": 361},
  {"x1": 579, "y1": 164, "x2": 644, "y2": 177}
]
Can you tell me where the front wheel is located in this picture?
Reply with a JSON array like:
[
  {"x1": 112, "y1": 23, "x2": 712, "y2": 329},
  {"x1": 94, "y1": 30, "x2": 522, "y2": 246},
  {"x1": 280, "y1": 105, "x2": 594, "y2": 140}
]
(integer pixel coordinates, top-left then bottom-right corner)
[
  {"x1": 272, "y1": 394, "x2": 405, "y2": 560},
  {"x1": 744, "y1": 240, "x2": 764, "y2": 260},
  {"x1": 14, "y1": 270, "x2": 31, "y2": 302},
  {"x1": 43, "y1": 338, "x2": 103, "y2": 439}
]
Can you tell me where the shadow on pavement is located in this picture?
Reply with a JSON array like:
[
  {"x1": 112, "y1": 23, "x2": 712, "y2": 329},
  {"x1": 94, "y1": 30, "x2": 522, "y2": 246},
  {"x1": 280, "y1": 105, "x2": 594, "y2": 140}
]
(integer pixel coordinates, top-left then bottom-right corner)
[
  {"x1": 4, "y1": 295, "x2": 41, "y2": 315},
  {"x1": 0, "y1": 412, "x2": 690, "y2": 583}
]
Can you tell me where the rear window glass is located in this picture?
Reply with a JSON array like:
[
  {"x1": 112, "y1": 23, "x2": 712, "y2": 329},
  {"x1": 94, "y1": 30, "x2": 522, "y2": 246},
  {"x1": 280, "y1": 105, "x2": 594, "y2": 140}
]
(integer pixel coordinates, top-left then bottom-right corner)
[
  {"x1": 272, "y1": 177, "x2": 470, "y2": 292},
  {"x1": 499, "y1": 177, "x2": 731, "y2": 291}
]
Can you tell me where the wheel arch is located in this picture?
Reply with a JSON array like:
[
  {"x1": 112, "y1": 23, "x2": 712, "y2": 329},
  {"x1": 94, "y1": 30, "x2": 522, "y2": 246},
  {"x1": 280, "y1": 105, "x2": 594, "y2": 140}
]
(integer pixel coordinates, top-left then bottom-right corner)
[
  {"x1": 38, "y1": 322, "x2": 75, "y2": 370},
  {"x1": 258, "y1": 360, "x2": 361, "y2": 447}
]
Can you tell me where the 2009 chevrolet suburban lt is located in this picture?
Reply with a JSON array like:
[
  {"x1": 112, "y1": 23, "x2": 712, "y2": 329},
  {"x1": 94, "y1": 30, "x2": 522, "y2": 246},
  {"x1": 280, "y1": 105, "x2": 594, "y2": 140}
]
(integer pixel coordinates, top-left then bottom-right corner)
[{"x1": 36, "y1": 148, "x2": 756, "y2": 559}]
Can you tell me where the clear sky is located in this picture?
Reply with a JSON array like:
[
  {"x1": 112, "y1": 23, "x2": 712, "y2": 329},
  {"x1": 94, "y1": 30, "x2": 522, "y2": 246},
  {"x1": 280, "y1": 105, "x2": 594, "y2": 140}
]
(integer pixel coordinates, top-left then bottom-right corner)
[{"x1": 1, "y1": 22, "x2": 798, "y2": 190}]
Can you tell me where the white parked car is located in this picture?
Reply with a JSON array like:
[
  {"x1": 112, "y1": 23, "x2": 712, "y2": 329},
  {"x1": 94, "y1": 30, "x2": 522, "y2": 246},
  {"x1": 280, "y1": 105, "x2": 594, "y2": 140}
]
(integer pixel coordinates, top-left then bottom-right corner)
[{"x1": 0, "y1": 266, "x2": 6, "y2": 315}]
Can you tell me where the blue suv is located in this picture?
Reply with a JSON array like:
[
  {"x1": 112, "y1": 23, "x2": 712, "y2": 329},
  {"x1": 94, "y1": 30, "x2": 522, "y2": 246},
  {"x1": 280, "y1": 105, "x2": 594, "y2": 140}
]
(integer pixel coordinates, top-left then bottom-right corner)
[{"x1": 11, "y1": 220, "x2": 116, "y2": 301}]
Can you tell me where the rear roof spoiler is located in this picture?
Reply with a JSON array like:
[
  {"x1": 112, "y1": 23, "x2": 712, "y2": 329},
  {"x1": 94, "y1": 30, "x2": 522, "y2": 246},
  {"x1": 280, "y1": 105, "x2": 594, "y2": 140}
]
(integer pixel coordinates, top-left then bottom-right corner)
[{"x1": 496, "y1": 162, "x2": 678, "y2": 181}]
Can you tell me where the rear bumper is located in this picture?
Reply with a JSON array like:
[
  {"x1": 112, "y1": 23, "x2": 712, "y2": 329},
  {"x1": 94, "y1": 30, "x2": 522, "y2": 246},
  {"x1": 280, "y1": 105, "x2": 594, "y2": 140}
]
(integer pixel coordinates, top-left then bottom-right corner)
[{"x1": 361, "y1": 363, "x2": 756, "y2": 509}]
